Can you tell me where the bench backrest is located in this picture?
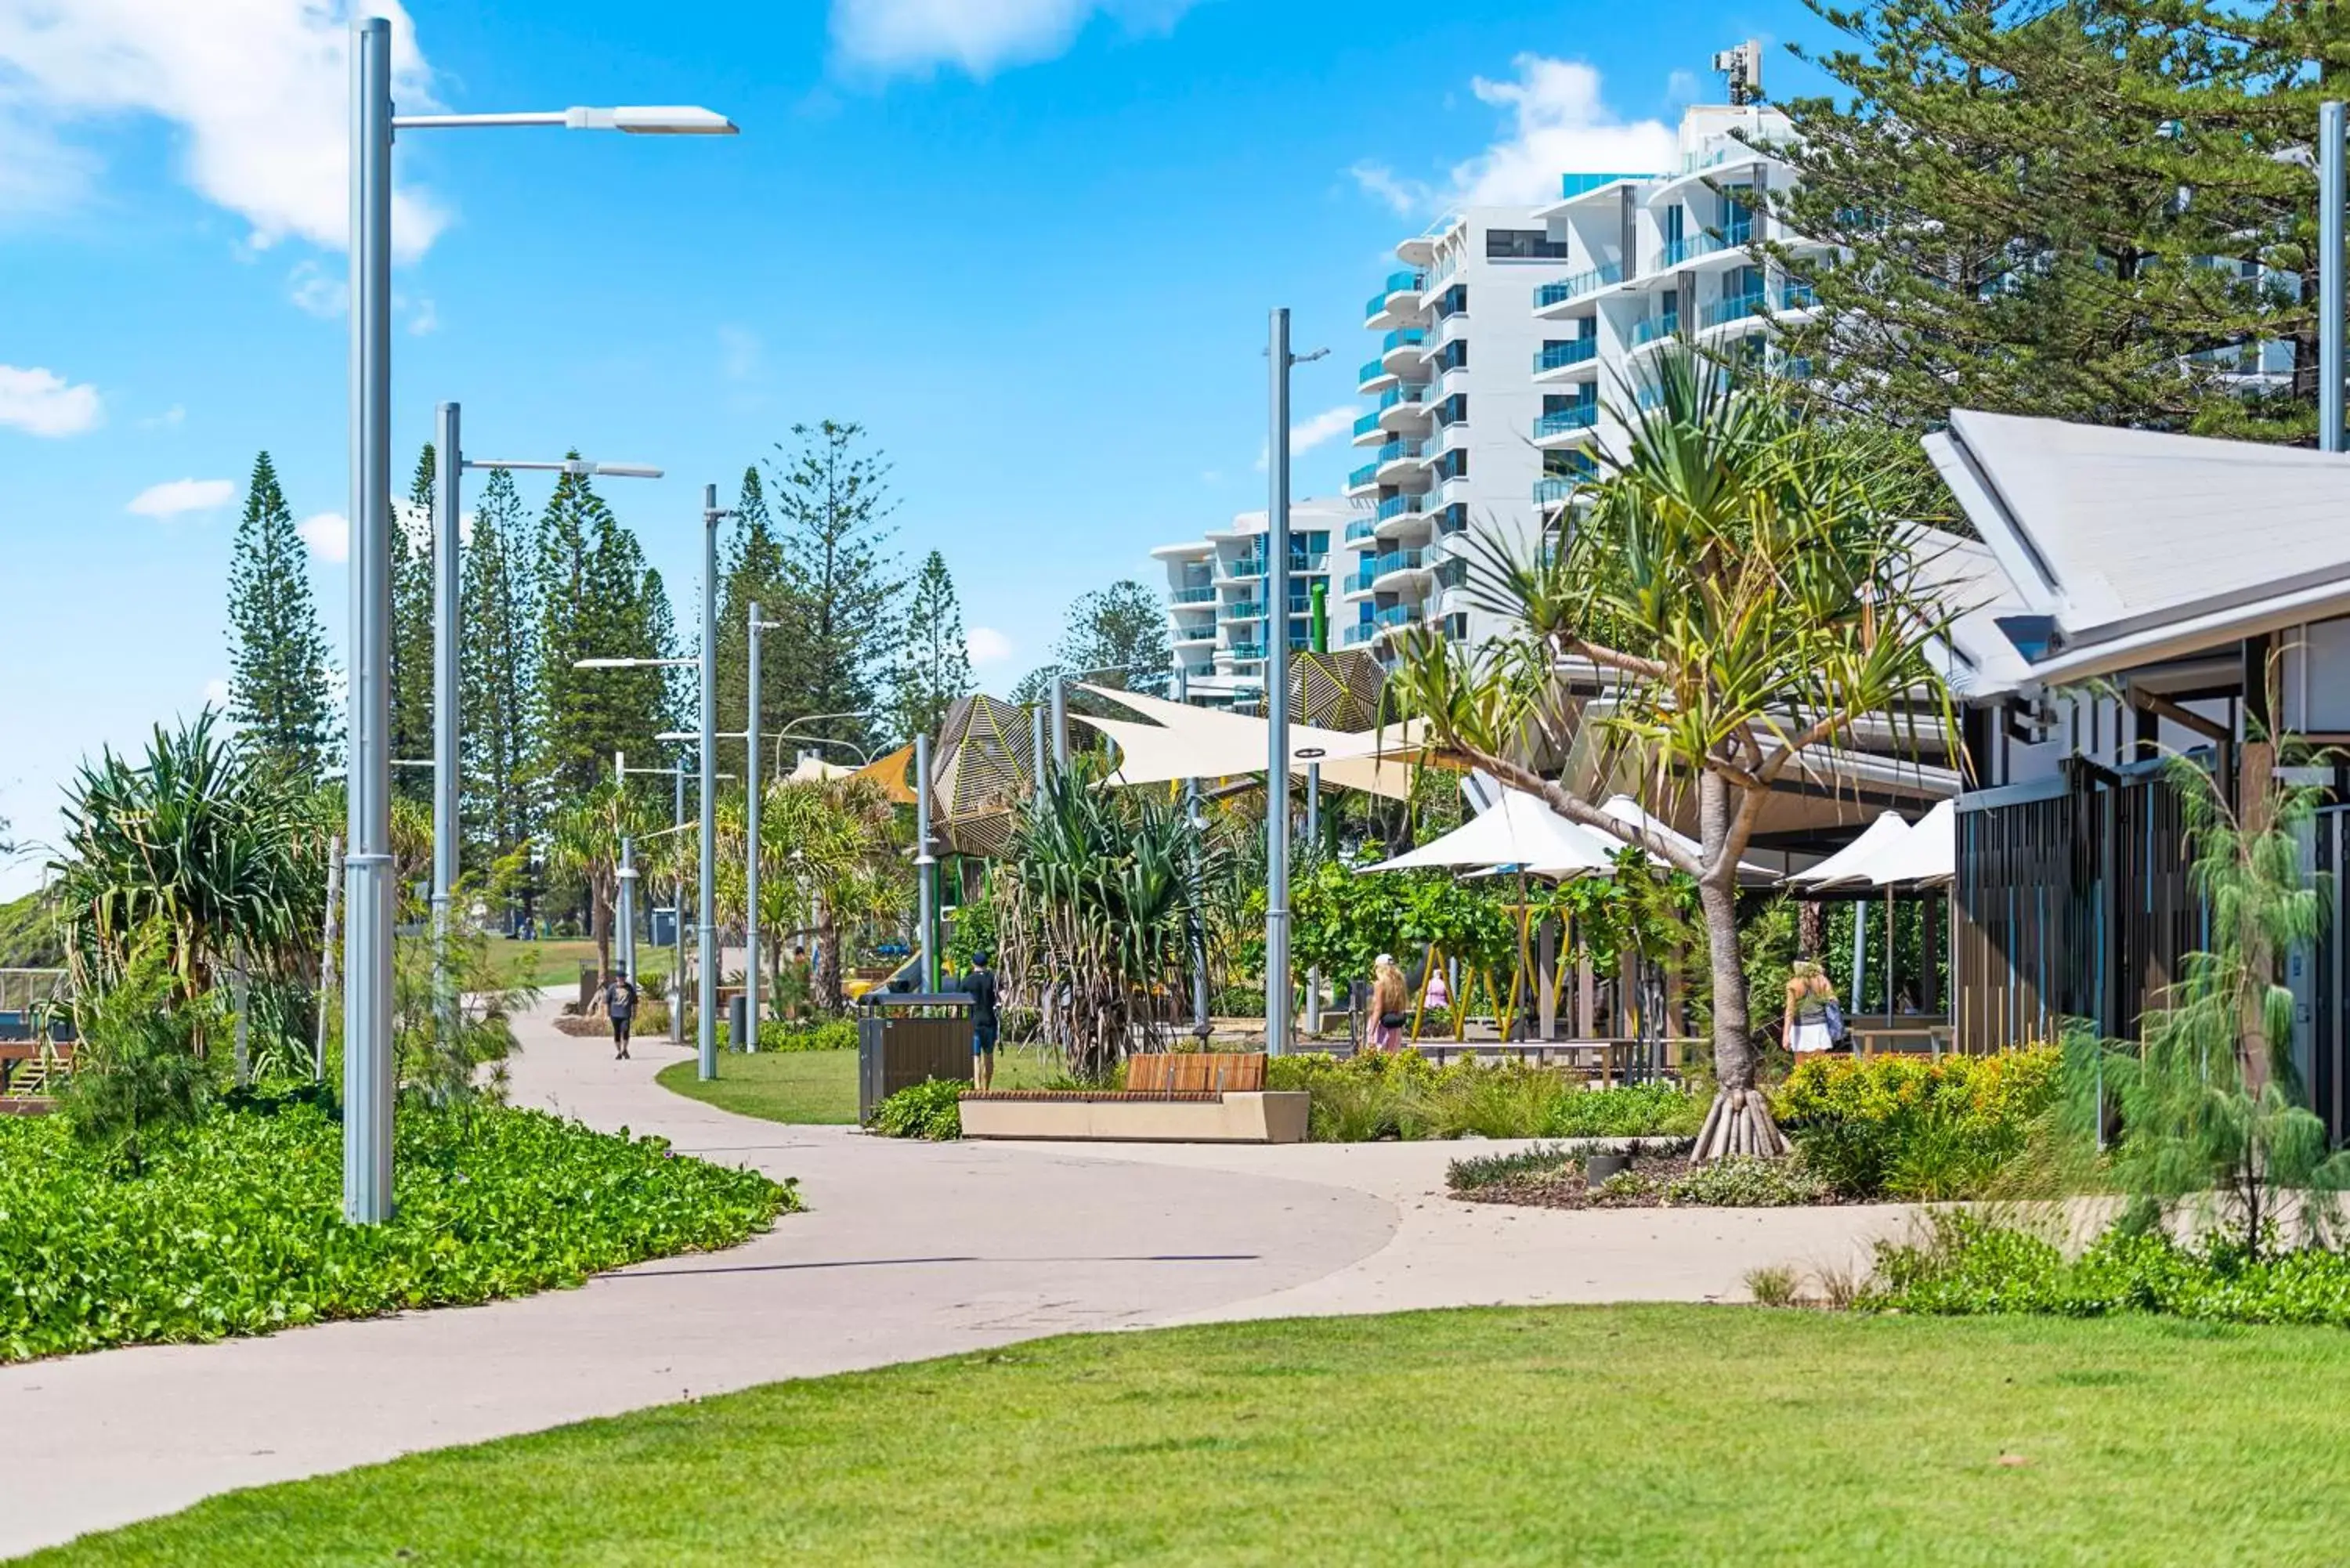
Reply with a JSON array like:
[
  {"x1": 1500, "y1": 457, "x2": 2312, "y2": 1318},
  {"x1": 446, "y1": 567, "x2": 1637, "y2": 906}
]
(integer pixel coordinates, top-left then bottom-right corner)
[{"x1": 1127, "y1": 1052, "x2": 1267, "y2": 1094}]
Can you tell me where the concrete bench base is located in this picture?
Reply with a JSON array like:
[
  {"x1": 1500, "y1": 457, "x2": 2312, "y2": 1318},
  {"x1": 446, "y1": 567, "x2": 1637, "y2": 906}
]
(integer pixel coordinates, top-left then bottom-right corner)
[{"x1": 959, "y1": 1090, "x2": 1310, "y2": 1144}]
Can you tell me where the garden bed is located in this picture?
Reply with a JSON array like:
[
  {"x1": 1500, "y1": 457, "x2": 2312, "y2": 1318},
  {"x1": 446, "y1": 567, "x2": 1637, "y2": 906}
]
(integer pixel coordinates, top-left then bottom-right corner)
[
  {"x1": 0, "y1": 1095, "x2": 796, "y2": 1361},
  {"x1": 1447, "y1": 1142, "x2": 1842, "y2": 1209}
]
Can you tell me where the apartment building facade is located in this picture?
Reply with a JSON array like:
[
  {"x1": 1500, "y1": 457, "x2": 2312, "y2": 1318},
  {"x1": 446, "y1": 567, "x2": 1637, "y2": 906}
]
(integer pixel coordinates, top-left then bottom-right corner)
[{"x1": 1149, "y1": 497, "x2": 1348, "y2": 711}]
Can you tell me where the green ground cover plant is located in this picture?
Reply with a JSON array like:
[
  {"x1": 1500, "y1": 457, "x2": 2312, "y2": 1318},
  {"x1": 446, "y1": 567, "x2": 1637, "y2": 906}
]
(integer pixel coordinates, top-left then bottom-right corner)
[
  {"x1": 1268, "y1": 1051, "x2": 1704, "y2": 1143},
  {"x1": 0, "y1": 1097, "x2": 794, "y2": 1362},
  {"x1": 1867, "y1": 1211, "x2": 2350, "y2": 1328},
  {"x1": 714, "y1": 1017, "x2": 859, "y2": 1053},
  {"x1": 870, "y1": 1078, "x2": 967, "y2": 1140},
  {"x1": 1772, "y1": 1046, "x2": 2062, "y2": 1199},
  {"x1": 36, "y1": 1305, "x2": 2350, "y2": 1565}
]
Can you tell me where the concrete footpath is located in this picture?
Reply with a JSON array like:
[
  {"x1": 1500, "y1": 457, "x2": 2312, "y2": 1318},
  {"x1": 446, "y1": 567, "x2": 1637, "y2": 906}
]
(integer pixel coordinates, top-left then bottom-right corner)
[{"x1": 0, "y1": 1005, "x2": 1911, "y2": 1558}]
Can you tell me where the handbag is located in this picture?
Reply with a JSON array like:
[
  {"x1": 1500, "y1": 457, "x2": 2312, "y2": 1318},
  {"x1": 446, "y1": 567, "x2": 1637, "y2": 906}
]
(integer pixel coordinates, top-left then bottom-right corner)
[
  {"x1": 1823, "y1": 1000, "x2": 1846, "y2": 1041},
  {"x1": 1379, "y1": 1011, "x2": 1408, "y2": 1030}
]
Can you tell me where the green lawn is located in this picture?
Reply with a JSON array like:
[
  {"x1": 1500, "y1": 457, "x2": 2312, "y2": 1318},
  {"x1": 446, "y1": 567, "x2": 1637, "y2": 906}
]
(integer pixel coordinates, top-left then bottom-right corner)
[
  {"x1": 656, "y1": 1047, "x2": 1062, "y2": 1125},
  {"x1": 34, "y1": 1305, "x2": 2350, "y2": 1565},
  {"x1": 482, "y1": 937, "x2": 607, "y2": 992}
]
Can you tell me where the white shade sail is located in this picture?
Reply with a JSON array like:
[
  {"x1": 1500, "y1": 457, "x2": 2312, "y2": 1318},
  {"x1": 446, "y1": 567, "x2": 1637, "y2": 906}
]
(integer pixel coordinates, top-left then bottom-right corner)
[
  {"x1": 1860, "y1": 799, "x2": 1955, "y2": 887},
  {"x1": 1593, "y1": 793, "x2": 1777, "y2": 883},
  {"x1": 1360, "y1": 787, "x2": 1622, "y2": 876},
  {"x1": 1070, "y1": 683, "x2": 1428, "y2": 802},
  {"x1": 1787, "y1": 810, "x2": 1914, "y2": 890}
]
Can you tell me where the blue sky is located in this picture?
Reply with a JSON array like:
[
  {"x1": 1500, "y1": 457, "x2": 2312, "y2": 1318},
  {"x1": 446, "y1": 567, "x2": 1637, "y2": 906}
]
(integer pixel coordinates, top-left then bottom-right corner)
[{"x1": 0, "y1": 0, "x2": 1826, "y2": 894}]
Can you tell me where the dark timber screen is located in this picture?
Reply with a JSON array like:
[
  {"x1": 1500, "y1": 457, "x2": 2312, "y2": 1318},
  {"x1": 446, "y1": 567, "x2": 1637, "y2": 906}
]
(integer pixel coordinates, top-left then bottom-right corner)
[{"x1": 1953, "y1": 761, "x2": 2200, "y2": 1059}]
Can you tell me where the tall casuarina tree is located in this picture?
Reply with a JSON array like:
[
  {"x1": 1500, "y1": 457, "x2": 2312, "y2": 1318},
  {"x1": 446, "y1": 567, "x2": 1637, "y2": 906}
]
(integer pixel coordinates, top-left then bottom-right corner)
[
  {"x1": 888, "y1": 550, "x2": 973, "y2": 741},
  {"x1": 459, "y1": 467, "x2": 537, "y2": 884},
  {"x1": 765, "y1": 421, "x2": 902, "y2": 751},
  {"x1": 389, "y1": 442, "x2": 438, "y2": 803},
  {"x1": 225, "y1": 451, "x2": 337, "y2": 781},
  {"x1": 530, "y1": 460, "x2": 673, "y2": 807},
  {"x1": 1055, "y1": 580, "x2": 1172, "y2": 695}
]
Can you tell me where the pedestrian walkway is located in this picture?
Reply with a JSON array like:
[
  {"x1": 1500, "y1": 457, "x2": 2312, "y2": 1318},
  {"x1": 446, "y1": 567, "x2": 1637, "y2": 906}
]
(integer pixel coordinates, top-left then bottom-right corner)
[{"x1": 0, "y1": 1002, "x2": 1910, "y2": 1558}]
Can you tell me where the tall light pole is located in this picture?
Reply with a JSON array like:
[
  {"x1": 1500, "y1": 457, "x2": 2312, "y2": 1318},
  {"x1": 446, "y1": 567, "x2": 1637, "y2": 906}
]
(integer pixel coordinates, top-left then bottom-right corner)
[
  {"x1": 343, "y1": 14, "x2": 732, "y2": 1223},
  {"x1": 578, "y1": 657, "x2": 701, "y2": 1047},
  {"x1": 429, "y1": 403, "x2": 657, "y2": 1024},
  {"x1": 745, "y1": 604, "x2": 779, "y2": 1046},
  {"x1": 914, "y1": 732, "x2": 938, "y2": 992},
  {"x1": 2324, "y1": 99, "x2": 2345, "y2": 455},
  {"x1": 613, "y1": 750, "x2": 715, "y2": 985},
  {"x1": 1178, "y1": 664, "x2": 1212, "y2": 1042},
  {"x1": 699, "y1": 485, "x2": 731, "y2": 1082}
]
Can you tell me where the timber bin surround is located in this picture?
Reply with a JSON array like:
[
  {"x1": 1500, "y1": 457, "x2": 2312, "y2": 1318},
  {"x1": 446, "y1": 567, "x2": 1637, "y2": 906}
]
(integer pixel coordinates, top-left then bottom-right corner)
[{"x1": 855, "y1": 992, "x2": 975, "y2": 1122}]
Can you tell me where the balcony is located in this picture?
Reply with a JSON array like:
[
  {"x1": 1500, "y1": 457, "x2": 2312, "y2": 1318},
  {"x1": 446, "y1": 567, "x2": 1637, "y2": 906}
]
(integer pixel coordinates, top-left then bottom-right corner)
[
  {"x1": 1221, "y1": 555, "x2": 1265, "y2": 580},
  {"x1": 1535, "y1": 406, "x2": 1599, "y2": 439},
  {"x1": 1170, "y1": 584, "x2": 1217, "y2": 605},
  {"x1": 1651, "y1": 227, "x2": 1747, "y2": 270},
  {"x1": 1222, "y1": 600, "x2": 1265, "y2": 622},
  {"x1": 1372, "y1": 603, "x2": 1418, "y2": 631},
  {"x1": 1227, "y1": 642, "x2": 1267, "y2": 662},
  {"x1": 1535, "y1": 338, "x2": 1598, "y2": 374},
  {"x1": 1172, "y1": 621, "x2": 1216, "y2": 645},
  {"x1": 1701, "y1": 291, "x2": 1766, "y2": 329},
  {"x1": 1632, "y1": 312, "x2": 1679, "y2": 347},
  {"x1": 1375, "y1": 491, "x2": 1427, "y2": 523},
  {"x1": 1781, "y1": 281, "x2": 1819, "y2": 311},
  {"x1": 1342, "y1": 621, "x2": 1380, "y2": 647},
  {"x1": 1381, "y1": 327, "x2": 1427, "y2": 358},
  {"x1": 1534, "y1": 476, "x2": 1583, "y2": 508},
  {"x1": 1534, "y1": 262, "x2": 1622, "y2": 310},
  {"x1": 1358, "y1": 357, "x2": 1394, "y2": 392},
  {"x1": 1358, "y1": 548, "x2": 1426, "y2": 591},
  {"x1": 1347, "y1": 462, "x2": 1379, "y2": 492},
  {"x1": 1365, "y1": 269, "x2": 1426, "y2": 323},
  {"x1": 1558, "y1": 171, "x2": 1648, "y2": 201},
  {"x1": 1378, "y1": 381, "x2": 1429, "y2": 411},
  {"x1": 1344, "y1": 518, "x2": 1379, "y2": 544},
  {"x1": 1374, "y1": 439, "x2": 1427, "y2": 482}
]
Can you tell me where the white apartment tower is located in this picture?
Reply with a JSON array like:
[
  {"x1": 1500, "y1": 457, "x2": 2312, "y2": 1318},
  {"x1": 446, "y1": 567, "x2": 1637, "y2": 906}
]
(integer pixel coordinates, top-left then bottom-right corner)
[{"x1": 1150, "y1": 498, "x2": 1350, "y2": 710}]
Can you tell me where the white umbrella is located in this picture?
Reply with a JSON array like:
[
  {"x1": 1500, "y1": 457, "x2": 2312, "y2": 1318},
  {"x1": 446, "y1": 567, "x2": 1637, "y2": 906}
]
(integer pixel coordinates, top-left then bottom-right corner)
[
  {"x1": 1360, "y1": 787, "x2": 1619, "y2": 876},
  {"x1": 1788, "y1": 810, "x2": 1913, "y2": 889}
]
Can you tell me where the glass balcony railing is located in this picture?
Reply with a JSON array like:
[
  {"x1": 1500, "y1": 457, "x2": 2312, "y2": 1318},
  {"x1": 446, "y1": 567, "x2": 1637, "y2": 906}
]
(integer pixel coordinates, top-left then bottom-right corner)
[
  {"x1": 1375, "y1": 439, "x2": 1426, "y2": 467},
  {"x1": 1780, "y1": 281, "x2": 1819, "y2": 311},
  {"x1": 1434, "y1": 558, "x2": 1468, "y2": 591},
  {"x1": 1358, "y1": 358, "x2": 1388, "y2": 388},
  {"x1": 1344, "y1": 518, "x2": 1379, "y2": 544},
  {"x1": 1375, "y1": 491, "x2": 1427, "y2": 522},
  {"x1": 1222, "y1": 600, "x2": 1265, "y2": 621},
  {"x1": 1381, "y1": 327, "x2": 1427, "y2": 356},
  {"x1": 1170, "y1": 584, "x2": 1216, "y2": 604},
  {"x1": 1365, "y1": 269, "x2": 1426, "y2": 319},
  {"x1": 1536, "y1": 405, "x2": 1599, "y2": 438},
  {"x1": 1558, "y1": 171, "x2": 1648, "y2": 201},
  {"x1": 1356, "y1": 549, "x2": 1425, "y2": 590},
  {"x1": 1533, "y1": 477, "x2": 1582, "y2": 508},
  {"x1": 1632, "y1": 312, "x2": 1680, "y2": 345},
  {"x1": 1347, "y1": 462, "x2": 1379, "y2": 490},
  {"x1": 1372, "y1": 603, "x2": 1417, "y2": 630},
  {"x1": 1534, "y1": 262, "x2": 1622, "y2": 309},
  {"x1": 1342, "y1": 621, "x2": 1380, "y2": 647},
  {"x1": 1535, "y1": 338, "x2": 1598, "y2": 372},
  {"x1": 1652, "y1": 232, "x2": 1730, "y2": 269},
  {"x1": 1353, "y1": 411, "x2": 1383, "y2": 439},
  {"x1": 1228, "y1": 642, "x2": 1267, "y2": 662},
  {"x1": 1378, "y1": 382, "x2": 1430, "y2": 411}
]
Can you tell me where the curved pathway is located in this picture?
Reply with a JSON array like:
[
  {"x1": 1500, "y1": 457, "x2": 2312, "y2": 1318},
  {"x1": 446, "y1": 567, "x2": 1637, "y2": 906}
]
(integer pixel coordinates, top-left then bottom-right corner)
[{"x1": 0, "y1": 1004, "x2": 1909, "y2": 1558}]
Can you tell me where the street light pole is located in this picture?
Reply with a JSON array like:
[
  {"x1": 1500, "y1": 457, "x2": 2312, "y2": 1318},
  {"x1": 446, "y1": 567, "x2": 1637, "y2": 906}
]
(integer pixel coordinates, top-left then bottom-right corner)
[
  {"x1": 431, "y1": 402, "x2": 460, "y2": 1043},
  {"x1": 342, "y1": 15, "x2": 732, "y2": 1223},
  {"x1": 616, "y1": 835, "x2": 638, "y2": 983},
  {"x1": 1179, "y1": 665, "x2": 1211, "y2": 1042},
  {"x1": 698, "y1": 484, "x2": 728, "y2": 1082},
  {"x1": 1264, "y1": 306, "x2": 1294, "y2": 1058},
  {"x1": 746, "y1": 602, "x2": 765, "y2": 1050},
  {"x1": 915, "y1": 732, "x2": 938, "y2": 992},
  {"x1": 2324, "y1": 99, "x2": 2345, "y2": 454},
  {"x1": 345, "y1": 18, "x2": 396, "y2": 1223},
  {"x1": 672, "y1": 759, "x2": 687, "y2": 1041}
]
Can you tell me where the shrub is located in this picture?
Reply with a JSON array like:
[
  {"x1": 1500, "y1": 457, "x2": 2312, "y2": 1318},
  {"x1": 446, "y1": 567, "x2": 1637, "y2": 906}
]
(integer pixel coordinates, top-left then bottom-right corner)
[
  {"x1": 1772, "y1": 1046, "x2": 2061, "y2": 1199},
  {"x1": 718, "y1": 1017, "x2": 859, "y2": 1053},
  {"x1": 0, "y1": 1097, "x2": 795, "y2": 1361},
  {"x1": 870, "y1": 1078, "x2": 966, "y2": 1140},
  {"x1": 1745, "y1": 1264, "x2": 1801, "y2": 1307},
  {"x1": 1864, "y1": 1210, "x2": 2350, "y2": 1327},
  {"x1": 1446, "y1": 1143, "x2": 1578, "y2": 1191},
  {"x1": 1270, "y1": 1051, "x2": 1703, "y2": 1143},
  {"x1": 1662, "y1": 1154, "x2": 1831, "y2": 1207}
]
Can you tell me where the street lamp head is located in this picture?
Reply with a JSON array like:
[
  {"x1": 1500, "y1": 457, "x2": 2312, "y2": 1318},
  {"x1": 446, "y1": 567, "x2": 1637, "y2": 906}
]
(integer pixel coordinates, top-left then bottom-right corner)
[
  {"x1": 598, "y1": 106, "x2": 738, "y2": 135},
  {"x1": 575, "y1": 656, "x2": 696, "y2": 670}
]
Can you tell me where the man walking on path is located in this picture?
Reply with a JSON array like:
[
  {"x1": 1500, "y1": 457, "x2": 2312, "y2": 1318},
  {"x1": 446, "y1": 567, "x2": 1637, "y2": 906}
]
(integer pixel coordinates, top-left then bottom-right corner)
[
  {"x1": 602, "y1": 971, "x2": 640, "y2": 1060},
  {"x1": 962, "y1": 952, "x2": 1000, "y2": 1091}
]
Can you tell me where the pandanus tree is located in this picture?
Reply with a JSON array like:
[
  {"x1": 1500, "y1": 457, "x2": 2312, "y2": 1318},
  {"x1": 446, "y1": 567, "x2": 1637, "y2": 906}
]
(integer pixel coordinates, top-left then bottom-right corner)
[
  {"x1": 543, "y1": 783, "x2": 660, "y2": 983},
  {"x1": 757, "y1": 775, "x2": 903, "y2": 1013},
  {"x1": 51, "y1": 712, "x2": 325, "y2": 1050},
  {"x1": 1388, "y1": 349, "x2": 1954, "y2": 1160},
  {"x1": 993, "y1": 768, "x2": 1224, "y2": 1078}
]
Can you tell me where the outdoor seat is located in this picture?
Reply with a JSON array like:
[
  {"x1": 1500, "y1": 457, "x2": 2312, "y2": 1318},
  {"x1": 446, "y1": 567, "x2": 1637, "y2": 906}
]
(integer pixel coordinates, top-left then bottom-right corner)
[{"x1": 1126, "y1": 1052, "x2": 1267, "y2": 1096}]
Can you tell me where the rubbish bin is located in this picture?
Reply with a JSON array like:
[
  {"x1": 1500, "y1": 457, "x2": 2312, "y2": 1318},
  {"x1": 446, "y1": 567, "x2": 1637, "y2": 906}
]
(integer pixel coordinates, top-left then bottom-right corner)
[
  {"x1": 728, "y1": 993, "x2": 750, "y2": 1053},
  {"x1": 855, "y1": 992, "x2": 974, "y2": 1122}
]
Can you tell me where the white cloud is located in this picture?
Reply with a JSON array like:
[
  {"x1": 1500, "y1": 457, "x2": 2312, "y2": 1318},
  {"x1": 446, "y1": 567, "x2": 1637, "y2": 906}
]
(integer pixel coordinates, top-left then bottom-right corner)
[
  {"x1": 967, "y1": 626, "x2": 1014, "y2": 666},
  {"x1": 830, "y1": 0, "x2": 1195, "y2": 78},
  {"x1": 298, "y1": 511, "x2": 349, "y2": 562},
  {"x1": 0, "y1": 0, "x2": 450, "y2": 258},
  {"x1": 1351, "y1": 56, "x2": 1676, "y2": 215},
  {"x1": 139, "y1": 403, "x2": 186, "y2": 429},
  {"x1": 0, "y1": 364, "x2": 103, "y2": 435},
  {"x1": 1256, "y1": 405, "x2": 1358, "y2": 471},
  {"x1": 202, "y1": 677, "x2": 230, "y2": 707},
  {"x1": 287, "y1": 259, "x2": 347, "y2": 318},
  {"x1": 127, "y1": 476, "x2": 235, "y2": 518}
]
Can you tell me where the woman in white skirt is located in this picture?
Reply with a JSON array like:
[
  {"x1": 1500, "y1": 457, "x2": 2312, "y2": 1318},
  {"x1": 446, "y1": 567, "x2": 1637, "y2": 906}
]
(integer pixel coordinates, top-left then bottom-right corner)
[{"x1": 1784, "y1": 960, "x2": 1842, "y2": 1055}]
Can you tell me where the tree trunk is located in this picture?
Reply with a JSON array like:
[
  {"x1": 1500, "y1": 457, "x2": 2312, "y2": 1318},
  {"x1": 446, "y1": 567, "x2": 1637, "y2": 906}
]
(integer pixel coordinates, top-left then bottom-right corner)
[
  {"x1": 1798, "y1": 900, "x2": 1824, "y2": 959},
  {"x1": 816, "y1": 899, "x2": 844, "y2": 1014},
  {"x1": 1690, "y1": 771, "x2": 1789, "y2": 1164}
]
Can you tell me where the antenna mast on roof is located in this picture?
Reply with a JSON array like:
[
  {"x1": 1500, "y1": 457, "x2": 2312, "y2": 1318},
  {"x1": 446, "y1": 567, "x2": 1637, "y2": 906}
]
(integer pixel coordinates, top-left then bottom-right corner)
[{"x1": 1712, "y1": 40, "x2": 1762, "y2": 106}]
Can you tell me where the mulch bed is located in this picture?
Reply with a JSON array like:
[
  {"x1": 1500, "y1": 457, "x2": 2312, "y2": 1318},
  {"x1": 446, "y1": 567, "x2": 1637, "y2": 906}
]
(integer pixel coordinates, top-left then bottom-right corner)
[{"x1": 1453, "y1": 1153, "x2": 1694, "y2": 1210}]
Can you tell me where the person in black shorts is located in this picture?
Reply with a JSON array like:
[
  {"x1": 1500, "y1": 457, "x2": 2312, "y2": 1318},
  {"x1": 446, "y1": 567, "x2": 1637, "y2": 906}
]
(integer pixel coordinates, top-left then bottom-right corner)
[
  {"x1": 962, "y1": 952, "x2": 1000, "y2": 1091},
  {"x1": 602, "y1": 971, "x2": 639, "y2": 1060}
]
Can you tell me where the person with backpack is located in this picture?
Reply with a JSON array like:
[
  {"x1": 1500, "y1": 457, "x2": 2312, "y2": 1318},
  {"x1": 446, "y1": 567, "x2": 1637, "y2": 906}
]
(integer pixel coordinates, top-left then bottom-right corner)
[
  {"x1": 1784, "y1": 960, "x2": 1842, "y2": 1055},
  {"x1": 602, "y1": 970, "x2": 641, "y2": 1061},
  {"x1": 961, "y1": 952, "x2": 1000, "y2": 1091}
]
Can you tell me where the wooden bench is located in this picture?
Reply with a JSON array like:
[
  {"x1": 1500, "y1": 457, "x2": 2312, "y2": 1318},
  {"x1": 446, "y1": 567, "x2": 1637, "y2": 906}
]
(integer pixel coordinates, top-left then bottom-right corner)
[{"x1": 1126, "y1": 1052, "x2": 1267, "y2": 1095}]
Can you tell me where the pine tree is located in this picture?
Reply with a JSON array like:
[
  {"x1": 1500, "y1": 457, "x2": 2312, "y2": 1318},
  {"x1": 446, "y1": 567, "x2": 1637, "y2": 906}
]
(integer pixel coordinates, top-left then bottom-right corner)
[
  {"x1": 532, "y1": 460, "x2": 674, "y2": 805},
  {"x1": 716, "y1": 464, "x2": 790, "y2": 779},
  {"x1": 224, "y1": 451, "x2": 337, "y2": 779},
  {"x1": 389, "y1": 442, "x2": 438, "y2": 800},
  {"x1": 887, "y1": 550, "x2": 972, "y2": 739},
  {"x1": 764, "y1": 421, "x2": 902, "y2": 751},
  {"x1": 1767, "y1": 0, "x2": 2327, "y2": 440},
  {"x1": 1055, "y1": 580, "x2": 1171, "y2": 695},
  {"x1": 459, "y1": 467, "x2": 537, "y2": 887}
]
